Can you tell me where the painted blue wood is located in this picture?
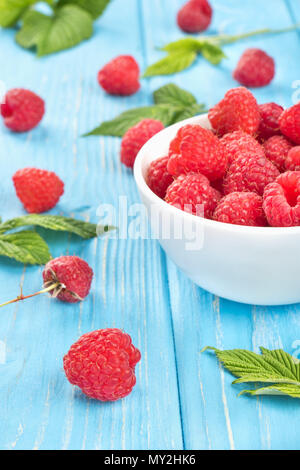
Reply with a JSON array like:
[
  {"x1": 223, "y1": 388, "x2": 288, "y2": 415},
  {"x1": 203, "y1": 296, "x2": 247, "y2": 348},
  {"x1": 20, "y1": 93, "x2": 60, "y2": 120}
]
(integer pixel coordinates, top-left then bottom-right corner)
[{"x1": 0, "y1": 0, "x2": 300, "y2": 450}]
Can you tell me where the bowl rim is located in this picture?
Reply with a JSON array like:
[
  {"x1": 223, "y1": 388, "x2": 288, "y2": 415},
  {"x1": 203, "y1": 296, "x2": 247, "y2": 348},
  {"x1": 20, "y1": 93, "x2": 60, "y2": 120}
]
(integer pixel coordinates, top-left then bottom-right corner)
[{"x1": 133, "y1": 113, "x2": 300, "y2": 236}]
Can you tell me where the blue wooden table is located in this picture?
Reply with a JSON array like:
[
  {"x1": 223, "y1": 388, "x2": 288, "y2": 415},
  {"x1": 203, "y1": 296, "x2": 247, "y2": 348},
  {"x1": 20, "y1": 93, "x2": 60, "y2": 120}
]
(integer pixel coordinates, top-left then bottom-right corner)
[{"x1": 0, "y1": 0, "x2": 300, "y2": 451}]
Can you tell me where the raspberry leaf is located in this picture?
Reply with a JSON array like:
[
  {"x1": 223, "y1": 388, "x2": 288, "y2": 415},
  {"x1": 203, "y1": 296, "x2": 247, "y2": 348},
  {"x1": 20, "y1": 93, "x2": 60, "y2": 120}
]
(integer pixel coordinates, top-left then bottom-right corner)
[
  {"x1": 0, "y1": 0, "x2": 35, "y2": 27},
  {"x1": 153, "y1": 83, "x2": 197, "y2": 108},
  {"x1": 0, "y1": 231, "x2": 51, "y2": 265},
  {"x1": 56, "y1": 0, "x2": 111, "y2": 19},
  {"x1": 143, "y1": 50, "x2": 197, "y2": 78},
  {"x1": 239, "y1": 384, "x2": 300, "y2": 398}
]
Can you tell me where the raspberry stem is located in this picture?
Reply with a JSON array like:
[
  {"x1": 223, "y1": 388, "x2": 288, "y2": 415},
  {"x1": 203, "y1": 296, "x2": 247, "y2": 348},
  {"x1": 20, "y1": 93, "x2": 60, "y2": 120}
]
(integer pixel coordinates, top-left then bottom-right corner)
[
  {"x1": 0, "y1": 282, "x2": 60, "y2": 308},
  {"x1": 210, "y1": 24, "x2": 300, "y2": 46}
]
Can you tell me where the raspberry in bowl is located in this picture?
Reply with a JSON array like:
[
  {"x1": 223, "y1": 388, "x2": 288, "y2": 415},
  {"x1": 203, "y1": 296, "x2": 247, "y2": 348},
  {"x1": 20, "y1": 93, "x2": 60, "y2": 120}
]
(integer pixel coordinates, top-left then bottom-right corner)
[{"x1": 134, "y1": 109, "x2": 300, "y2": 306}]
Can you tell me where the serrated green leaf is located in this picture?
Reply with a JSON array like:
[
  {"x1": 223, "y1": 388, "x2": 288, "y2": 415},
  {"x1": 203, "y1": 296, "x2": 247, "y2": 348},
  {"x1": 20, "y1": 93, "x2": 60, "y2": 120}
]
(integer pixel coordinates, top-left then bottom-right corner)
[
  {"x1": 57, "y1": 0, "x2": 111, "y2": 19},
  {"x1": 143, "y1": 50, "x2": 197, "y2": 77},
  {"x1": 0, "y1": 214, "x2": 114, "y2": 239},
  {"x1": 200, "y1": 42, "x2": 226, "y2": 65},
  {"x1": 240, "y1": 383, "x2": 300, "y2": 398},
  {"x1": 16, "y1": 5, "x2": 93, "y2": 56},
  {"x1": 0, "y1": 231, "x2": 51, "y2": 265},
  {"x1": 0, "y1": 0, "x2": 35, "y2": 27},
  {"x1": 153, "y1": 83, "x2": 197, "y2": 107},
  {"x1": 161, "y1": 37, "x2": 202, "y2": 53}
]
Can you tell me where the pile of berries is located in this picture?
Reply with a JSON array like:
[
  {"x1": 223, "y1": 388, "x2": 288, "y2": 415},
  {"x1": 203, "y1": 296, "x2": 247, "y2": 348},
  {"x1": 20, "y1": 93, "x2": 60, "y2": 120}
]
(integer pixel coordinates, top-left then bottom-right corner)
[{"x1": 146, "y1": 87, "x2": 300, "y2": 228}]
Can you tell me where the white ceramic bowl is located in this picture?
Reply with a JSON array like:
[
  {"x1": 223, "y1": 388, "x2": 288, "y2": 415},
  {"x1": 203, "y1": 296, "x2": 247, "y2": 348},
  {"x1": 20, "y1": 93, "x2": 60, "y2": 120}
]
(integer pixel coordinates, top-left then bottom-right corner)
[{"x1": 134, "y1": 114, "x2": 300, "y2": 306}]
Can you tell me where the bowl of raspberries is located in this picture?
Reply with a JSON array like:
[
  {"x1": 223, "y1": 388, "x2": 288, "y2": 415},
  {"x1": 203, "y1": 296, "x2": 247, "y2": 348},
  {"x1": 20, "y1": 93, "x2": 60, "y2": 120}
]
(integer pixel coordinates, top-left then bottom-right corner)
[{"x1": 134, "y1": 87, "x2": 300, "y2": 306}]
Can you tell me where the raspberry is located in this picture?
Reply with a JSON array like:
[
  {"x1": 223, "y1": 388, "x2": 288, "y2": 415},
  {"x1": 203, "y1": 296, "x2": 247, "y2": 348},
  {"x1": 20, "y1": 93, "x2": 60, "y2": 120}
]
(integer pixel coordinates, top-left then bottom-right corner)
[
  {"x1": 220, "y1": 130, "x2": 264, "y2": 165},
  {"x1": 213, "y1": 192, "x2": 267, "y2": 226},
  {"x1": 208, "y1": 87, "x2": 260, "y2": 137},
  {"x1": 263, "y1": 171, "x2": 300, "y2": 227},
  {"x1": 167, "y1": 124, "x2": 227, "y2": 181},
  {"x1": 165, "y1": 173, "x2": 221, "y2": 218},
  {"x1": 285, "y1": 146, "x2": 300, "y2": 171},
  {"x1": 279, "y1": 103, "x2": 300, "y2": 144},
  {"x1": 43, "y1": 256, "x2": 93, "y2": 303},
  {"x1": 224, "y1": 153, "x2": 279, "y2": 196},
  {"x1": 263, "y1": 135, "x2": 293, "y2": 172},
  {"x1": 97, "y1": 55, "x2": 140, "y2": 96},
  {"x1": 121, "y1": 119, "x2": 164, "y2": 168},
  {"x1": 233, "y1": 49, "x2": 275, "y2": 88},
  {"x1": 177, "y1": 0, "x2": 212, "y2": 33},
  {"x1": 63, "y1": 328, "x2": 141, "y2": 401},
  {"x1": 257, "y1": 102, "x2": 284, "y2": 141},
  {"x1": 1, "y1": 88, "x2": 45, "y2": 132},
  {"x1": 12, "y1": 167, "x2": 64, "y2": 213},
  {"x1": 147, "y1": 156, "x2": 173, "y2": 199}
]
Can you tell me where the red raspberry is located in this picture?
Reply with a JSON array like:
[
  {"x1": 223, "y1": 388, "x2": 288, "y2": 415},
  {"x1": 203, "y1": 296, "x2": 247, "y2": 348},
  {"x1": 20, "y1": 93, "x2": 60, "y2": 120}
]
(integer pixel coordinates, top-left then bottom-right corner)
[
  {"x1": 233, "y1": 49, "x2": 275, "y2": 88},
  {"x1": 208, "y1": 87, "x2": 260, "y2": 137},
  {"x1": 213, "y1": 192, "x2": 267, "y2": 227},
  {"x1": 257, "y1": 102, "x2": 284, "y2": 141},
  {"x1": 165, "y1": 173, "x2": 221, "y2": 218},
  {"x1": 285, "y1": 146, "x2": 300, "y2": 171},
  {"x1": 263, "y1": 135, "x2": 293, "y2": 172},
  {"x1": 147, "y1": 156, "x2": 173, "y2": 199},
  {"x1": 167, "y1": 124, "x2": 227, "y2": 181},
  {"x1": 177, "y1": 0, "x2": 212, "y2": 33},
  {"x1": 97, "y1": 55, "x2": 140, "y2": 96},
  {"x1": 224, "y1": 153, "x2": 279, "y2": 196},
  {"x1": 13, "y1": 167, "x2": 64, "y2": 213},
  {"x1": 220, "y1": 130, "x2": 264, "y2": 166},
  {"x1": 43, "y1": 256, "x2": 93, "y2": 303},
  {"x1": 279, "y1": 103, "x2": 300, "y2": 144},
  {"x1": 1, "y1": 88, "x2": 45, "y2": 132},
  {"x1": 63, "y1": 328, "x2": 141, "y2": 401},
  {"x1": 121, "y1": 119, "x2": 164, "y2": 168},
  {"x1": 263, "y1": 171, "x2": 300, "y2": 227}
]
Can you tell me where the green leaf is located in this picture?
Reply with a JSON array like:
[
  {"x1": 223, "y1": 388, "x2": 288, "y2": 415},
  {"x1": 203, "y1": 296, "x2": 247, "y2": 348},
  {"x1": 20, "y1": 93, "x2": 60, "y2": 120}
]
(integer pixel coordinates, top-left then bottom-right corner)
[
  {"x1": 0, "y1": 231, "x2": 51, "y2": 265},
  {"x1": 16, "y1": 5, "x2": 93, "y2": 56},
  {"x1": 143, "y1": 50, "x2": 197, "y2": 77},
  {"x1": 172, "y1": 103, "x2": 207, "y2": 123},
  {"x1": 0, "y1": 0, "x2": 35, "y2": 27},
  {"x1": 153, "y1": 83, "x2": 197, "y2": 107},
  {"x1": 0, "y1": 214, "x2": 114, "y2": 239},
  {"x1": 200, "y1": 42, "x2": 226, "y2": 65},
  {"x1": 56, "y1": 0, "x2": 111, "y2": 19},
  {"x1": 240, "y1": 384, "x2": 300, "y2": 399},
  {"x1": 161, "y1": 37, "x2": 202, "y2": 53}
]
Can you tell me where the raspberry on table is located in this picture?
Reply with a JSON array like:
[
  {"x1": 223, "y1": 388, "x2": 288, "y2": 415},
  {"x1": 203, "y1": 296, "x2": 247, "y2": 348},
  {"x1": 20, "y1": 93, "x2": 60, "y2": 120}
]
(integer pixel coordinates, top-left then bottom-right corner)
[
  {"x1": 1, "y1": 88, "x2": 45, "y2": 132},
  {"x1": 220, "y1": 130, "x2": 264, "y2": 166},
  {"x1": 213, "y1": 192, "x2": 267, "y2": 227},
  {"x1": 165, "y1": 172, "x2": 221, "y2": 218},
  {"x1": 263, "y1": 135, "x2": 293, "y2": 172},
  {"x1": 167, "y1": 124, "x2": 227, "y2": 181},
  {"x1": 97, "y1": 55, "x2": 140, "y2": 96},
  {"x1": 43, "y1": 256, "x2": 93, "y2": 303},
  {"x1": 263, "y1": 171, "x2": 300, "y2": 227},
  {"x1": 12, "y1": 167, "x2": 64, "y2": 213},
  {"x1": 257, "y1": 102, "x2": 284, "y2": 142},
  {"x1": 285, "y1": 146, "x2": 300, "y2": 171},
  {"x1": 147, "y1": 156, "x2": 173, "y2": 199},
  {"x1": 233, "y1": 48, "x2": 275, "y2": 88},
  {"x1": 224, "y1": 152, "x2": 280, "y2": 196},
  {"x1": 121, "y1": 119, "x2": 164, "y2": 168},
  {"x1": 279, "y1": 103, "x2": 300, "y2": 144},
  {"x1": 177, "y1": 0, "x2": 212, "y2": 33},
  {"x1": 208, "y1": 87, "x2": 260, "y2": 137},
  {"x1": 63, "y1": 328, "x2": 141, "y2": 401}
]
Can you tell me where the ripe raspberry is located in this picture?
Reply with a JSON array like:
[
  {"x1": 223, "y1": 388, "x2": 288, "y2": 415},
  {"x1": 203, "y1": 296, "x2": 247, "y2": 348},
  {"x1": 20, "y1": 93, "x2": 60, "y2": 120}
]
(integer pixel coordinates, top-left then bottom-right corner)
[
  {"x1": 263, "y1": 135, "x2": 293, "y2": 172},
  {"x1": 279, "y1": 103, "x2": 300, "y2": 144},
  {"x1": 263, "y1": 171, "x2": 300, "y2": 227},
  {"x1": 165, "y1": 173, "x2": 221, "y2": 218},
  {"x1": 233, "y1": 49, "x2": 275, "y2": 88},
  {"x1": 13, "y1": 167, "x2": 64, "y2": 213},
  {"x1": 177, "y1": 0, "x2": 212, "y2": 33},
  {"x1": 147, "y1": 156, "x2": 173, "y2": 199},
  {"x1": 97, "y1": 55, "x2": 140, "y2": 96},
  {"x1": 1, "y1": 88, "x2": 45, "y2": 132},
  {"x1": 121, "y1": 119, "x2": 164, "y2": 168},
  {"x1": 285, "y1": 146, "x2": 300, "y2": 171},
  {"x1": 224, "y1": 153, "x2": 279, "y2": 196},
  {"x1": 208, "y1": 87, "x2": 260, "y2": 137},
  {"x1": 43, "y1": 256, "x2": 93, "y2": 303},
  {"x1": 63, "y1": 328, "x2": 141, "y2": 401},
  {"x1": 167, "y1": 124, "x2": 227, "y2": 181},
  {"x1": 213, "y1": 192, "x2": 267, "y2": 227},
  {"x1": 220, "y1": 130, "x2": 264, "y2": 166},
  {"x1": 257, "y1": 102, "x2": 284, "y2": 141}
]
